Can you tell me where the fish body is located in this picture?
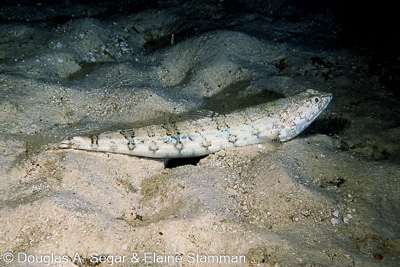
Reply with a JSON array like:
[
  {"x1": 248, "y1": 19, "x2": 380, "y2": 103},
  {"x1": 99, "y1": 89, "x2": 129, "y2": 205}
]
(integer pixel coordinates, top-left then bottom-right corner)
[{"x1": 59, "y1": 89, "x2": 332, "y2": 158}]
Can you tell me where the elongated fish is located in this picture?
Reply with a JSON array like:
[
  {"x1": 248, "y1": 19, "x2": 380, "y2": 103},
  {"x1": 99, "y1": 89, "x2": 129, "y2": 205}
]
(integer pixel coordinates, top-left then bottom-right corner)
[{"x1": 59, "y1": 89, "x2": 332, "y2": 158}]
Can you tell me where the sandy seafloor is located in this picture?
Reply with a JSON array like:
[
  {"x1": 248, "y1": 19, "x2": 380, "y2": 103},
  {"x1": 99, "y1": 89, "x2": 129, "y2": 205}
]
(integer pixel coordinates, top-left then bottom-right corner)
[{"x1": 0, "y1": 1, "x2": 399, "y2": 266}]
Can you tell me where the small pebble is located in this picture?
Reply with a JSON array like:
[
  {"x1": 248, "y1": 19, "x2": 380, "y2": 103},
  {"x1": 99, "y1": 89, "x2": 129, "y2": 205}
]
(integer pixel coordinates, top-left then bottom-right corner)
[
  {"x1": 333, "y1": 210, "x2": 339, "y2": 217},
  {"x1": 331, "y1": 218, "x2": 339, "y2": 225}
]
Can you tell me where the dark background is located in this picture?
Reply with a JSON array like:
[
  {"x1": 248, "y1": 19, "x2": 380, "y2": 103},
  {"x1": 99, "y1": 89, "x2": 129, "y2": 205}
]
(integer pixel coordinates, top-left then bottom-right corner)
[{"x1": 1, "y1": 0, "x2": 398, "y2": 96}]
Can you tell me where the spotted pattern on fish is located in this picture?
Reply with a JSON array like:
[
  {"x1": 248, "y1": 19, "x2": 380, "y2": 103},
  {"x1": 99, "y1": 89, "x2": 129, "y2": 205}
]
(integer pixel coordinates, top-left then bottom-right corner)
[{"x1": 59, "y1": 89, "x2": 332, "y2": 158}]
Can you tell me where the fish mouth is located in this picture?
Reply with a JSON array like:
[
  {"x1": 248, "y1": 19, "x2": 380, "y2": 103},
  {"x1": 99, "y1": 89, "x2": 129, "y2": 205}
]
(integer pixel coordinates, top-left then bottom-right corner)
[
  {"x1": 295, "y1": 93, "x2": 332, "y2": 134},
  {"x1": 308, "y1": 93, "x2": 332, "y2": 123}
]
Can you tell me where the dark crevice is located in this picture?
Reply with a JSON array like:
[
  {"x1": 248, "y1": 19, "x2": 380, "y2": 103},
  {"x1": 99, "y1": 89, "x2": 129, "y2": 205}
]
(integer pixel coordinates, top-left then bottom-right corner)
[
  {"x1": 301, "y1": 115, "x2": 350, "y2": 137},
  {"x1": 165, "y1": 155, "x2": 206, "y2": 168}
]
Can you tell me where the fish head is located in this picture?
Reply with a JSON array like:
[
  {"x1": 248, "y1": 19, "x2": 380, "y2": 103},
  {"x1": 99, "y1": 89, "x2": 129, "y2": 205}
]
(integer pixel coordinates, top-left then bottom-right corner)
[{"x1": 279, "y1": 89, "x2": 332, "y2": 141}]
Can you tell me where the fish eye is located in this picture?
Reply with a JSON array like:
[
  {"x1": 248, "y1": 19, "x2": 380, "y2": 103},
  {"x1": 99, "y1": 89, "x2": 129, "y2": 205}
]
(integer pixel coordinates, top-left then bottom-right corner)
[{"x1": 314, "y1": 97, "x2": 320, "y2": 103}]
